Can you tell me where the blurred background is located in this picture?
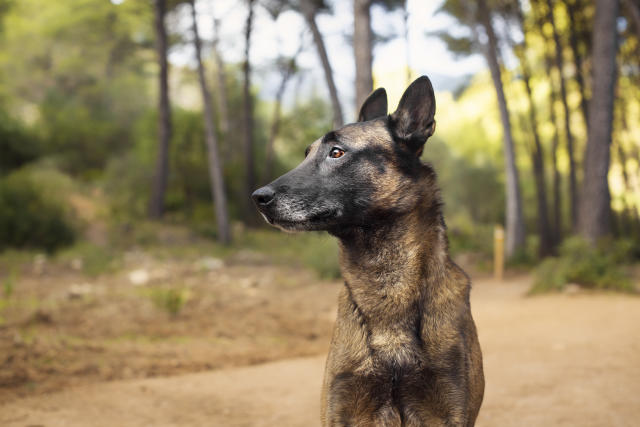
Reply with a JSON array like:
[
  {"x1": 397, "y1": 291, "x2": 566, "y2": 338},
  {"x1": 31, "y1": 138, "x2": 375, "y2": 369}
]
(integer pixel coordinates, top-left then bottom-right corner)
[{"x1": 0, "y1": 0, "x2": 639, "y2": 425}]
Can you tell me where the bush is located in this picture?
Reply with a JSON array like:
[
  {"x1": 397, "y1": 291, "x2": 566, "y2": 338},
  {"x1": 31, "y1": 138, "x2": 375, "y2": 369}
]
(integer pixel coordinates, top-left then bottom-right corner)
[
  {"x1": 0, "y1": 110, "x2": 40, "y2": 175},
  {"x1": 0, "y1": 169, "x2": 76, "y2": 252},
  {"x1": 147, "y1": 287, "x2": 191, "y2": 317},
  {"x1": 531, "y1": 236, "x2": 633, "y2": 294}
]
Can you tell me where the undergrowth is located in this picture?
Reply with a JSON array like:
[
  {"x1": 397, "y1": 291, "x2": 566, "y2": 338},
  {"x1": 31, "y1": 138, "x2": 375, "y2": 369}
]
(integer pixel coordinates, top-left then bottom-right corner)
[{"x1": 531, "y1": 237, "x2": 635, "y2": 294}]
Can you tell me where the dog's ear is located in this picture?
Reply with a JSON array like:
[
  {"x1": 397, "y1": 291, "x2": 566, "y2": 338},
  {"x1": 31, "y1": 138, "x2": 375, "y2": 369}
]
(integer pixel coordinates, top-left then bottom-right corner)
[
  {"x1": 389, "y1": 76, "x2": 436, "y2": 155},
  {"x1": 358, "y1": 88, "x2": 388, "y2": 122}
]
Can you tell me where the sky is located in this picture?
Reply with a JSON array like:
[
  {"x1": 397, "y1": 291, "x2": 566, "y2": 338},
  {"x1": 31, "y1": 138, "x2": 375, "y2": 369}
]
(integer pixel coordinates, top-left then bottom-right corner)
[{"x1": 163, "y1": 0, "x2": 487, "y2": 118}]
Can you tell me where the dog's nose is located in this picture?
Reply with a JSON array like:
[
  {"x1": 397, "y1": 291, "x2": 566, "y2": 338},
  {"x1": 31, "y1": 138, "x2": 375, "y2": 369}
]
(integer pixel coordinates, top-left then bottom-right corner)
[{"x1": 251, "y1": 186, "x2": 275, "y2": 206}]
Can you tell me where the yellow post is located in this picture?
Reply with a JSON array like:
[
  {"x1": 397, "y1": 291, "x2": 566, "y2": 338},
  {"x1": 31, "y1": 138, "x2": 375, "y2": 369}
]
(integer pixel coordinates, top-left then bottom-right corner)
[{"x1": 494, "y1": 225, "x2": 504, "y2": 281}]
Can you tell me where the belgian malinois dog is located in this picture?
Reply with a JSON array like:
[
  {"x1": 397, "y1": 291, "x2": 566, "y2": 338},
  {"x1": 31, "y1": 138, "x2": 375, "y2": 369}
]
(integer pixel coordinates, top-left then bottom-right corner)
[{"x1": 252, "y1": 76, "x2": 484, "y2": 426}]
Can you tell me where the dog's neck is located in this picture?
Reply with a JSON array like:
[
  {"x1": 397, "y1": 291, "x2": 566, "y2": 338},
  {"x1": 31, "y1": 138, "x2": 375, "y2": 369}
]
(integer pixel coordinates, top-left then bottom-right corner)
[{"x1": 336, "y1": 187, "x2": 450, "y2": 324}]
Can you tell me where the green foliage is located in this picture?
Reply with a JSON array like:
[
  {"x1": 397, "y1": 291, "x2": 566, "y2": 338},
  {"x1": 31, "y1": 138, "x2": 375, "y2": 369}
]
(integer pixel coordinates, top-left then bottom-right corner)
[
  {"x1": 425, "y1": 136, "x2": 504, "y2": 266},
  {"x1": 429, "y1": 30, "x2": 474, "y2": 58},
  {"x1": 0, "y1": 168, "x2": 76, "y2": 252},
  {"x1": 2, "y1": 269, "x2": 16, "y2": 298},
  {"x1": 56, "y1": 242, "x2": 118, "y2": 277},
  {"x1": 275, "y1": 97, "x2": 333, "y2": 171},
  {"x1": 0, "y1": 109, "x2": 40, "y2": 175},
  {"x1": 0, "y1": 0, "x2": 153, "y2": 178},
  {"x1": 531, "y1": 237, "x2": 634, "y2": 294},
  {"x1": 147, "y1": 287, "x2": 191, "y2": 317},
  {"x1": 239, "y1": 229, "x2": 341, "y2": 279}
]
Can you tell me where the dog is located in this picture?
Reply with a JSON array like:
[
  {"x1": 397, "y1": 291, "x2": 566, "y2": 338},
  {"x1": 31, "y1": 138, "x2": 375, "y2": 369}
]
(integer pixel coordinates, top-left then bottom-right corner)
[{"x1": 252, "y1": 76, "x2": 484, "y2": 426}]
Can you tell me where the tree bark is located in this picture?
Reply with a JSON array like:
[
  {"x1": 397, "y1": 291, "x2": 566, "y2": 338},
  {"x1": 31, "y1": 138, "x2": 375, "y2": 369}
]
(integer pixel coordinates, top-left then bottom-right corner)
[
  {"x1": 578, "y1": 0, "x2": 619, "y2": 243},
  {"x1": 514, "y1": 3, "x2": 553, "y2": 256},
  {"x1": 354, "y1": 0, "x2": 373, "y2": 109},
  {"x1": 264, "y1": 57, "x2": 298, "y2": 182},
  {"x1": 300, "y1": 0, "x2": 344, "y2": 128},
  {"x1": 623, "y1": 0, "x2": 640, "y2": 41},
  {"x1": 212, "y1": 17, "x2": 230, "y2": 135},
  {"x1": 547, "y1": 0, "x2": 579, "y2": 230},
  {"x1": 149, "y1": 0, "x2": 172, "y2": 219},
  {"x1": 617, "y1": 98, "x2": 640, "y2": 228},
  {"x1": 477, "y1": 0, "x2": 526, "y2": 257},
  {"x1": 545, "y1": 53, "x2": 564, "y2": 242},
  {"x1": 403, "y1": 0, "x2": 411, "y2": 86},
  {"x1": 242, "y1": 0, "x2": 257, "y2": 222},
  {"x1": 564, "y1": 0, "x2": 589, "y2": 127},
  {"x1": 190, "y1": 1, "x2": 231, "y2": 244}
]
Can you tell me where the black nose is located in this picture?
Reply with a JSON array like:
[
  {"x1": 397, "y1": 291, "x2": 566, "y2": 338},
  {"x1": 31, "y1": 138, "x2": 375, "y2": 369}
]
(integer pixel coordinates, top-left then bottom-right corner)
[{"x1": 251, "y1": 186, "x2": 275, "y2": 206}]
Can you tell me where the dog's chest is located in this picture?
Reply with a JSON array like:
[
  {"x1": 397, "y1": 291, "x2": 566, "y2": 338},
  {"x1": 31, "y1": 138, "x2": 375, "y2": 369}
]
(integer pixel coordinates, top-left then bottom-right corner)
[{"x1": 367, "y1": 326, "x2": 423, "y2": 369}]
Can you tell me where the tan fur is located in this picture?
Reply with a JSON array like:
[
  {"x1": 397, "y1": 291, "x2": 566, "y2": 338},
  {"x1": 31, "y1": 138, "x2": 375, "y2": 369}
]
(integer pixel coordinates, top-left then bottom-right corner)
[{"x1": 320, "y1": 152, "x2": 484, "y2": 426}]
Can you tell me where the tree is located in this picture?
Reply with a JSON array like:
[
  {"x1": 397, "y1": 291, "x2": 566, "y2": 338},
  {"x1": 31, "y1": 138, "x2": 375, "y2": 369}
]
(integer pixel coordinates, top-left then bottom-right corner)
[
  {"x1": 353, "y1": 0, "x2": 405, "y2": 109},
  {"x1": 212, "y1": 17, "x2": 230, "y2": 135},
  {"x1": 299, "y1": 0, "x2": 344, "y2": 128},
  {"x1": 578, "y1": 0, "x2": 620, "y2": 243},
  {"x1": 564, "y1": 0, "x2": 590, "y2": 126},
  {"x1": 623, "y1": 0, "x2": 640, "y2": 42},
  {"x1": 437, "y1": 0, "x2": 527, "y2": 257},
  {"x1": 544, "y1": 50, "x2": 564, "y2": 242},
  {"x1": 402, "y1": 0, "x2": 410, "y2": 86},
  {"x1": 149, "y1": 0, "x2": 172, "y2": 219},
  {"x1": 354, "y1": 0, "x2": 373, "y2": 109},
  {"x1": 511, "y1": 3, "x2": 553, "y2": 256},
  {"x1": 189, "y1": 0, "x2": 231, "y2": 244},
  {"x1": 242, "y1": 0, "x2": 257, "y2": 223},
  {"x1": 477, "y1": 0, "x2": 526, "y2": 256},
  {"x1": 264, "y1": 44, "x2": 304, "y2": 182},
  {"x1": 545, "y1": 0, "x2": 579, "y2": 230}
]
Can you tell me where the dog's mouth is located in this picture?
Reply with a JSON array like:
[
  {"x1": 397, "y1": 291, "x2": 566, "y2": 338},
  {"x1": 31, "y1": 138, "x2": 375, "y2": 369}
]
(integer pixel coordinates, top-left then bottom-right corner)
[{"x1": 258, "y1": 207, "x2": 339, "y2": 232}]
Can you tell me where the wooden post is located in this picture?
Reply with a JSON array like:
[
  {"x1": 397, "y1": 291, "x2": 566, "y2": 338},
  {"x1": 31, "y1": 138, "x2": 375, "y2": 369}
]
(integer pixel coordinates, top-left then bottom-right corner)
[{"x1": 494, "y1": 225, "x2": 505, "y2": 281}]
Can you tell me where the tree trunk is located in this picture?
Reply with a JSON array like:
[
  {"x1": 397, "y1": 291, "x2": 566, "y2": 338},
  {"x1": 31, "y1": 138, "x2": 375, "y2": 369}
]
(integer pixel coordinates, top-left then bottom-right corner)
[
  {"x1": 242, "y1": 0, "x2": 257, "y2": 222},
  {"x1": 264, "y1": 59, "x2": 297, "y2": 182},
  {"x1": 149, "y1": 0, "x2": 172, "y2": 219},
  {"x1": 617, "y1": 99, "x2": 640, "y2": 229},
  {"x1": 514, "y1": 4, "x2": 553, "y2": 256},
  {"x1": 403, "y1": 0, "x2": 411, "y2": 86},
  {"x1": 615, "y1": 139, "x2": 639, "y2": 231},
  {"x1": 212, "y1": 17, "x2": 230, "y2": 136},
  {"x1": 478, "y1": 0, "x2": 526, "y2": 257},
  {"x1": 300, "y1": 0, "x2": 344, "y2": 128},
  {"x1": 546, "y1": 53, "x2": 564, "y2": 242},
  {"x1": 578, "y1": 0, "x2": 619, "y2": 243},
  {"x1": 536, "y1": 2, "x2": 564, "y2": 242},
  {"x1": 354, "y1": 0, "x2": 373, "y2": 109},
  {"x1": 623, "y1": 0, "x2": 640, "y2": 41},
  {"x1": 190, "y1": 1, "x2": 231, "y2": 245},
  {"x1": 547, "y1": 0, "x2": 579, "y2": 230},
  {"x1": 565, "y1": 0, "x2": 589, "y2": 128}
]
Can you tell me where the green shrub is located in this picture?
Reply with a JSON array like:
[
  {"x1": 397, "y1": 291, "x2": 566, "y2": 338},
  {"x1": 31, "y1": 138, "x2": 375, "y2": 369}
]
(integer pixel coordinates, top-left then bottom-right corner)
[
  {"x1": 531, "y1": 236, "x2": 633, "y2": 294},
  {"x1": 0, "y1": 110, "x2": 40, "y2": 175},
  {"x1": 147, "y1": 287, "x2": 191, "y2": 317},
  {"x1": 0, "y1": 169, "x2": 76, "y2": 252}
]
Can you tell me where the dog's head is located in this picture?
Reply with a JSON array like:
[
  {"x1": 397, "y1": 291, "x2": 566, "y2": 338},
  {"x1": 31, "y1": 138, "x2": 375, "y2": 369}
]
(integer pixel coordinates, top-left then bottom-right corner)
[{"x1": 252, "y1": 76, "x2": 437, "y2": 234}]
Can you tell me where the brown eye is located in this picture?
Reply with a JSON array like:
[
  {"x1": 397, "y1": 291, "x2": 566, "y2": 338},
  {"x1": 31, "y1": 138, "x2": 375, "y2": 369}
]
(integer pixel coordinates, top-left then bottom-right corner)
[{"x1": 329, "y1": 147, "x2": 345, "y2": 159}]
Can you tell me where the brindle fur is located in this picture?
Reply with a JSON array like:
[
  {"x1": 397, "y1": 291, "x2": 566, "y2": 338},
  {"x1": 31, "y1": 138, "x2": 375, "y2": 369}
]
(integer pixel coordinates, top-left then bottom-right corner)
[{"x1": 252, "y1": 76, "x2": 484, "y2": 426}]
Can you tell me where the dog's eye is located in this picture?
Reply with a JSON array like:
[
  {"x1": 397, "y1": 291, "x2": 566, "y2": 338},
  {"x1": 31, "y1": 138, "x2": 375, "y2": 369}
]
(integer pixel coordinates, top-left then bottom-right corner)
[
  {"x1": 304, "y1": 146, "x2": 311, "y2": 158},
  {"x1": 329, "y1": 147, "x2": 345, "y2": 159}
]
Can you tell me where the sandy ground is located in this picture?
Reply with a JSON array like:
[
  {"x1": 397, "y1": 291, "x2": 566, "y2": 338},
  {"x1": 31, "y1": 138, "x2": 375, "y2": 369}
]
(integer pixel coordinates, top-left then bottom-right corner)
[{"x1": 2, "y1": 276, "x2": 640, "y2": 426}]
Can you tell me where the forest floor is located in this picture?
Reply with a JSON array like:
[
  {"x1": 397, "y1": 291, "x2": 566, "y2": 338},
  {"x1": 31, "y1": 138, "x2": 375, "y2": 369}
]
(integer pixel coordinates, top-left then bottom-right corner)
[{"x1": 1, "y1": 246, "x2": 640, "y2": 426}]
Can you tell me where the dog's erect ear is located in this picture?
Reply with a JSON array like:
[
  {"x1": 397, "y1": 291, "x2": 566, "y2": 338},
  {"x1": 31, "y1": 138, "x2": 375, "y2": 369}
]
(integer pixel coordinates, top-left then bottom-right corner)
[
  {"x1": 389, "y1": 76, "x2": 436, "y2": 155},
  {"x1": 358, "y1": 88, "x2": 388, "y2": 122}
]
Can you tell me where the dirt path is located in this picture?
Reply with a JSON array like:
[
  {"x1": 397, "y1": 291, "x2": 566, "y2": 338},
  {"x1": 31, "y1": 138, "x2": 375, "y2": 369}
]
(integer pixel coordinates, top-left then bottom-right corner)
[{"x1": 2, "y1": 276, "x2": 640, "y2": 426}]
